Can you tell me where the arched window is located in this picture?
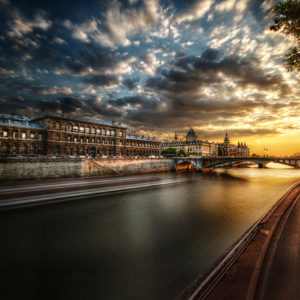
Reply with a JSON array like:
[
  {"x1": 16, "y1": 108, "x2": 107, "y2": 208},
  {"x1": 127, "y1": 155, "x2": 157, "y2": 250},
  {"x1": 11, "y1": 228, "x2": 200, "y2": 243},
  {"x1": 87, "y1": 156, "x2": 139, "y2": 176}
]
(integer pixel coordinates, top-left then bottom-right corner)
[
  {"x1": 67, "y1": 135, "x2": 72, "y2": 142},
  {"x1": 30, "y1": 144, "x2": 35, "y2": 153},
  {"x1": 67, "y1": 124, "x2": 72, "y2": 131},
  {"x1": 74, "y1": 136, "x2": 78, "y2": 143},
  {"x1": 13, "y1": 143, "x2": 19, "y2": 154},
  {"x1": 2, "y1": 142, "x2": 9, "y2": 153},
  {"x1": 55, "y1": 121, "x2": 61, "y2": 130},
  {"x1": 20, "y1": 144, "x2": 28, "y2": 154},
  {"x1": 91, "y1": 127, "x2": 96, "y2": 134},
  {"x1": 80, "y1": 126, "x2": 85, "y2": 133},
  {"x1": 13, "y1": 131, "x2": 18, "y2": 139},
  {"x1": 102, "y1": 129, "x2": 106, "y2": 135},
  {"x1": 96, "y1": 128, "x2": 101, "y2": 135},
  {"x1": 80, "y1": 136, "x2": 84, "y2": 143},
  {"x1": 55, "y1": 134, "x2": 60, "y2": 141},
  {"x1": 55, "y1": 145, "x2": 61, "y2": 155},
  {"x1": 86, "y1": 127, "x2": 91, "y2": 134},
  {"x1": 22, "y1": 132, "x2": 27, "y2": 139},
  {"x1": 119, "y1": 131, "x2": 123, "y2": 137},
  {"x1": 106, "y1": 129, "x2": 111, "y2": 136},
  {"x1": 73, "y1": 125, "x2": 79, "y2": 132},
  {"x1": 30, "y1": 132, "x2": 36, "y2": 139},
  {"x1": 111, "y1": 130, "x2": 115, "y2": 136}
]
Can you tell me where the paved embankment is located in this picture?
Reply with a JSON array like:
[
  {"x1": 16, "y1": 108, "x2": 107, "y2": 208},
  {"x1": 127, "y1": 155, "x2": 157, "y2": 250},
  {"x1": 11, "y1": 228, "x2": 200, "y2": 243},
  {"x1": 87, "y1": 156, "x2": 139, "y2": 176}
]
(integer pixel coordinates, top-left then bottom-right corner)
[
  {"x1": 0, "y1": 174, "x2": 188, "y2": 209},
  {"x1": 176, "y1": 181, "x2": 300, "y2": 300},
  {"x1": 0, "y1": 157, "x2": 173, "y2": 180}
]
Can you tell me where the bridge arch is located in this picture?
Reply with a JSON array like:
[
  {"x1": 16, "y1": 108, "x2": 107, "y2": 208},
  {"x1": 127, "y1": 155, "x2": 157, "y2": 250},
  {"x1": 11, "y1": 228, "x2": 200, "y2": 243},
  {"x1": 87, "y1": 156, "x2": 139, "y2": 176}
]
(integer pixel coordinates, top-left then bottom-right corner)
[{"x1": 176, "y1": 160, "x2": 196, "y2": 171}]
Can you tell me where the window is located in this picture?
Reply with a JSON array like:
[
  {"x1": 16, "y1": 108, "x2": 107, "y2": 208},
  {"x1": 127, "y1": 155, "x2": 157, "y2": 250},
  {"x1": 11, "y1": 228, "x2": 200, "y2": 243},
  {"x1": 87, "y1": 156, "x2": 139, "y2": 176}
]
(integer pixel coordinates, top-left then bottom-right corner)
[
  {"x1": 73, "y1": 125, "x2": 79, "y2": 132},
  {"x1": 2, "y1": 142, "x2": 9, "y2": 153},
  {"x1": 67, "y1": 124, "x2": 72, "y2": 131},
  {"x1": 67, "y1": 135, "x2": 71, "y2": 142},
  {"x1": 80, "y1": 137, "x2": 84, "y2": 143},
  {"x1": 102, "y1": 129, "x2": 106, "y2": 135},
  {"x1": 22, "y1": 132, "x2": 27, "y2": 139},
  {"x1": 39, "y1": 133, "x2": 43, "y2": 141},
  {"x1": 13, "y1": 143, "x2": 19, "y2": 154},
  {"x1": 20, "y1": 144, "x2": 28, "y2": 154},
  {"x1": 119, "y1": 131, "x2": 123, "y2": 137},
  {"x1": 30, "y1": 144, "x2": 35, "y2": 153},
  {"x1": 96, "y1": 128, "x2": 101, "y2": 135},
  {"x1": 13, "y1": 131, "x2": 18, "y2": 139},
  {"x1": 91, "y1": 138, "x2": 95, "y2": 143},
  {"x1": 91, "y1": 127, "x2": 96, "y2": 134},
  {"x1": 106, "y1": 129, "x2": 111, "y2": 136},
  {"x1": 74, "y1": 136, "x2": 78, "y2": 143},
  {"x1": 119, "y1": 141, "x2": 123, "y2": 146},
  {"x1": 55, "y1": 134, "x2": 60, "y2": 141},
  {"x1": 86, "y1": 127, "x2": 91, "y2": 134},
  {"x1": 55, "y1": 121, "x2": 61, "y2": 130},
  {"x1": 55, "y1": 145, "x2": 60, "y2": 155},
  {"x1": 80, "y1": 126, "x2": 85, "y2": 133},
  {"x1": 30, "y1": 132, "x2": 36, "y2": 139},
  {"x1": 3, "y1": 130, "x2": 8, "y2": 137},
  {"x1": 86, "y1": 138, "x2": 89, "y2": 143},
  {"x1": 97, "y1": 138, "x2": 100, "y2": 144},
  {"x1": 80, "y1": 147, "x2": 84, "y2": 155},
  {"x1": 111, "y1": 130, "x2": 115, "y2": 136}
]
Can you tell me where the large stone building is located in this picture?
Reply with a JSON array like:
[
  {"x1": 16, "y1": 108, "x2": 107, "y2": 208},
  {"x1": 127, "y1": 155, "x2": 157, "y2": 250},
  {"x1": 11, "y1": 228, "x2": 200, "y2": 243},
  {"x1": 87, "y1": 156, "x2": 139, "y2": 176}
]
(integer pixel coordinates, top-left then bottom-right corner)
[
  {"x1": 0, "y1": 114, "x2": 160, "y2": 157},
  {"x1": 162, "y1": 128, "x2": 218, "y2": 157},
  {"x1": 161, "y1": 129, "x2": 250, "y2": 157}
]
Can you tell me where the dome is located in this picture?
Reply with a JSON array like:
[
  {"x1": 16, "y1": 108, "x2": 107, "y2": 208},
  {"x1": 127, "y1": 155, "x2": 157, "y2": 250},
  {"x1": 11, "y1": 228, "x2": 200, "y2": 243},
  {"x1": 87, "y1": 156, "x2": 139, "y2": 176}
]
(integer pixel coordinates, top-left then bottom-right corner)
[{"x1": 186, "y1": 128, "x2": 197, "y2": 141}]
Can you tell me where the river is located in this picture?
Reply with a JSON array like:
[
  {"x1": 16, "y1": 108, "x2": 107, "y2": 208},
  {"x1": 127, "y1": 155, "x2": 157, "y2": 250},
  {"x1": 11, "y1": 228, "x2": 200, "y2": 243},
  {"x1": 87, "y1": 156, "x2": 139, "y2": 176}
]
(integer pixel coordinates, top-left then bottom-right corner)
[{"x1": 0, "y1": 163, "x2": 299, "y2": 300}]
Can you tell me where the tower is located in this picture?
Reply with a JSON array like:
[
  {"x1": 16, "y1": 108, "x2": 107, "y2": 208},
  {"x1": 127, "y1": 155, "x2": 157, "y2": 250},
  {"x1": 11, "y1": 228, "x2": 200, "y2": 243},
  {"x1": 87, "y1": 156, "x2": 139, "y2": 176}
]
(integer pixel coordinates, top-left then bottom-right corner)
[
  {"x1": 224, "y1": 131, "x2": 230, "y2": 156},
  {"x1": 174, "y1": 131, "x2": 178, "y2": 141}
]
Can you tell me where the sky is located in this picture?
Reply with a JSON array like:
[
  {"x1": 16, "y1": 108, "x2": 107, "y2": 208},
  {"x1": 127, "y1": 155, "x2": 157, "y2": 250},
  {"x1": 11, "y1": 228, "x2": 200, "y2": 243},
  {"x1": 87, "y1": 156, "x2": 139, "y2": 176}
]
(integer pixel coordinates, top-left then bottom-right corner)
[{"x1": 0, "y1": 0, "x2": 299, "y2": 155}]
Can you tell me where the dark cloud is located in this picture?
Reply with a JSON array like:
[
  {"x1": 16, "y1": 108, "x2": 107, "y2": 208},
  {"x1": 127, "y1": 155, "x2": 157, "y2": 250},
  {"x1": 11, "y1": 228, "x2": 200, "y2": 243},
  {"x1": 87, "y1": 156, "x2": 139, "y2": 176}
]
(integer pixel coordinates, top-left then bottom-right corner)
[
  {"x1": 122, "y1": 77, "x2": 139, "y2": 90},
  {"x1": 83, "y1": 74, "x2": 119, "y2": 88}
]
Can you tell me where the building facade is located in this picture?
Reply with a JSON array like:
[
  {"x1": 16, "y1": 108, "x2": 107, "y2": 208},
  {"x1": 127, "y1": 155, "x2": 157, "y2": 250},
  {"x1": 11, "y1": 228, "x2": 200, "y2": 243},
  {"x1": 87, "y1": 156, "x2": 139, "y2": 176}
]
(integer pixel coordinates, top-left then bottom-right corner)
[
  {"x1": 162, "y1": 128, "x2": 218, "y2": 157},
  {"x1": 161, "y1": 129, "x2": 250, "y2": 157},
  {"x1": 0, "y1": 114, "x2": 160, "y2": 157}
]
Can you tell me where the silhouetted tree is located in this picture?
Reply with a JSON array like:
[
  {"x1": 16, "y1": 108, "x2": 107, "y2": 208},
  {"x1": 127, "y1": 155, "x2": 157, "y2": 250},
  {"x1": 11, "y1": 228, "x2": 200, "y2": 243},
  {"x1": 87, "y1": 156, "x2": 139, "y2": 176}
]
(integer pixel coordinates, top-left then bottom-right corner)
[{"x1": 270, "y1": 0, "x2": 300, "y2": 71}]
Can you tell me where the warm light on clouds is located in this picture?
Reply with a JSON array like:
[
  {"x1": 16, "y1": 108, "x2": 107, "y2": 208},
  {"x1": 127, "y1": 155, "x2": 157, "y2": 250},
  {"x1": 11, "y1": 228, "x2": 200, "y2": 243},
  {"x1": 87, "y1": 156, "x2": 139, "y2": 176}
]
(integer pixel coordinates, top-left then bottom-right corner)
[{"x1": 0, "y1": 0, "x2": 299, "y2": 155}]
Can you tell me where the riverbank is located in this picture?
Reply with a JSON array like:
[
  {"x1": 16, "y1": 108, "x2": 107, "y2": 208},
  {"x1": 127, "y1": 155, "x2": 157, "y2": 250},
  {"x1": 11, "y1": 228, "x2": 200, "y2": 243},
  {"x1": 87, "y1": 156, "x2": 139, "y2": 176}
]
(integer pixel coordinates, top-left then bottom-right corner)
[
  {"x1": 176, "y1": 180, "x2": 300, "y2": 300},
  {"x1": 0, "y1": 157, "x2": 173, "y2": 180}
]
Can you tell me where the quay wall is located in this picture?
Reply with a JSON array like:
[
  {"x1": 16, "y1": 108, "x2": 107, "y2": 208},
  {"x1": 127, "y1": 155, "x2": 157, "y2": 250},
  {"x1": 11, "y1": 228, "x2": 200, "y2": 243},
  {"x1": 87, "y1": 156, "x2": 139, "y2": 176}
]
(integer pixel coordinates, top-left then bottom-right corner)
[{"x1": 0, "y1": 158, "x2": 173, "y2": 180}]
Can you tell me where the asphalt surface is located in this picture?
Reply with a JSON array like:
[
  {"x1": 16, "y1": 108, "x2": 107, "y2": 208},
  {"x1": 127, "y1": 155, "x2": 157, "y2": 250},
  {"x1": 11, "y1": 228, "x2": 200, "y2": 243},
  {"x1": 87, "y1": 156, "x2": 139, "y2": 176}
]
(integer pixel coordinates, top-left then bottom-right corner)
[{"x1": 255, "y1": 186, "x2": 300, "y2": 300}]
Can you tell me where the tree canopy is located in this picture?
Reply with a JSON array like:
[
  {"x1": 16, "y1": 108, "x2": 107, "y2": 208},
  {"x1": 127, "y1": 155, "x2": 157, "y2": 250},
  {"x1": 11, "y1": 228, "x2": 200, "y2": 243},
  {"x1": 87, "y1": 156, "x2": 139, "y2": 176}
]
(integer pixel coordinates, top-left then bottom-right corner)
[{"x1": 270, "y1": 0, "x2": 300, "y2": 71}]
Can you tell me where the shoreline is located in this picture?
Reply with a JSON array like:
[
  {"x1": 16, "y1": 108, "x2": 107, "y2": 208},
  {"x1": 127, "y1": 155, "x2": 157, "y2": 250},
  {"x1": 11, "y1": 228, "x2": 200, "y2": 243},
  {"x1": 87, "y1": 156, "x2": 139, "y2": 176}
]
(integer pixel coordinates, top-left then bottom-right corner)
[{"x1": 175, "y1": 180, "x2": 300, "y2": 300}]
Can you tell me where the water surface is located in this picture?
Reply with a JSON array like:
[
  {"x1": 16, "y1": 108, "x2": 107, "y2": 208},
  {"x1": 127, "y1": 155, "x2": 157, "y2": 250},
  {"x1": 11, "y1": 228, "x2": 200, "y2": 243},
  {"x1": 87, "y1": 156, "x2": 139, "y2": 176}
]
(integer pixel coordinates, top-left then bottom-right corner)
[{"x1": 0, "y1": 164, "x2": 299, "y2": 300}]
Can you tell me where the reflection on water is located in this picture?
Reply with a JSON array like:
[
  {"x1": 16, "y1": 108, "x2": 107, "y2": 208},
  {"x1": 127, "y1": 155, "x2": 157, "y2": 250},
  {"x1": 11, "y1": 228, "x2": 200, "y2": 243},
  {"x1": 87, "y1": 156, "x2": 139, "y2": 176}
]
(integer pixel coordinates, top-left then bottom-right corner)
[{"x1": 0, "y1": 167, "x2": 299, "y2": 300}]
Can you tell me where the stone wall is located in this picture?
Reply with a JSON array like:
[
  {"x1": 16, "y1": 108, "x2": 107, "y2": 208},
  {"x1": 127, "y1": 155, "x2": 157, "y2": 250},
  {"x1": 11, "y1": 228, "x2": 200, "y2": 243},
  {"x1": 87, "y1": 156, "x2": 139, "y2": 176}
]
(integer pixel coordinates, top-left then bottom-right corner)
[{"x1": 0, "y1": 157, "x2": 173, "y2": 180}]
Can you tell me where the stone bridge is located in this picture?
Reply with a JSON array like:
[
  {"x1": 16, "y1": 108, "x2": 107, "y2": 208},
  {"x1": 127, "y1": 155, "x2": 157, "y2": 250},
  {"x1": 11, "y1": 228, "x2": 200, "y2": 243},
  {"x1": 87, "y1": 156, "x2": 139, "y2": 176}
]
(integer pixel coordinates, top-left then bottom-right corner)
[{"x1": 172, "y1": 156, "x2": 300, "y2": 171}]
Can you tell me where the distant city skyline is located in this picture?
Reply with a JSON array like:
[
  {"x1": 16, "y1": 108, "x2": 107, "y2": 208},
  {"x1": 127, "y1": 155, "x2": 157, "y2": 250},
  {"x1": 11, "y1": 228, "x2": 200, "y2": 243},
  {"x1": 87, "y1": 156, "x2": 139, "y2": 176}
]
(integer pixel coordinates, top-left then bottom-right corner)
[{"x1": 0, "y1": 0, "x2": 299, "y2": 156}]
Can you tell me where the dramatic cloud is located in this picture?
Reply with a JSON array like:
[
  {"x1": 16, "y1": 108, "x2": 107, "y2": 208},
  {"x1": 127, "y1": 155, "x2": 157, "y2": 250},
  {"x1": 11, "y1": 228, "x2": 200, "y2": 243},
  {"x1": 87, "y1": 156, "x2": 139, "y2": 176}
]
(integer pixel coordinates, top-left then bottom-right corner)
[{"x1": 0, "y1": 0, "x2": 299, "y2": 154}]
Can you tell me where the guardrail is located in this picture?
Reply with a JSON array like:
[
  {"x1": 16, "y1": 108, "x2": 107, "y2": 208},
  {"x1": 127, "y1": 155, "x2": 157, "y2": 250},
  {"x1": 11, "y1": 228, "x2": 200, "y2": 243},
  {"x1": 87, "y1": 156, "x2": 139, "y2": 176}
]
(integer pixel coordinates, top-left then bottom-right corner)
[{"x1": 185, "y1": 181, "x2": 300, "y2": 300}]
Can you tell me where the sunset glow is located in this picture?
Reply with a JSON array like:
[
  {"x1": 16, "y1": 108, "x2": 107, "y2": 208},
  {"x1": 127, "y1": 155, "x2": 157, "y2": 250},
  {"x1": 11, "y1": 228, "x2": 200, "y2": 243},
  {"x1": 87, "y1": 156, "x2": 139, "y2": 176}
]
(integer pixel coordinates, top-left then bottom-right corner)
[{"x1": 0, "y1": 0, "x2": 299, "y2": 155}]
